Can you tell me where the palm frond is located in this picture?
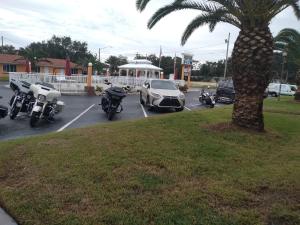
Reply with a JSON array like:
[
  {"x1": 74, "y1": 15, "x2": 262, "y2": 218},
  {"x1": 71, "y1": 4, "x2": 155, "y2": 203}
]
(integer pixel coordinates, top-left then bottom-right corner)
[
  {"x1": 208, "y1": 0, "x2": 243, "y2": 19},
  {"x1": 136, "y1": 0, "x2": 151, "y2": 12},
  {"x1": 147, "y1": 1, "x2": 220, "y2": 29},
  {"x1": 181, "y1": 9, "x2": 239, "y2": 45},
  {"x1": 267, "y1": 0, "x2": 300, "y2": 22}
]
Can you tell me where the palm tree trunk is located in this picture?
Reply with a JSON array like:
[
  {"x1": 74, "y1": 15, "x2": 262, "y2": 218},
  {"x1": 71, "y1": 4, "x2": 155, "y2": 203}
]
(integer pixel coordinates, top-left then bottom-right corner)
[{"x1": 231, "y1": 27, "x2": 274, "y2": 131}]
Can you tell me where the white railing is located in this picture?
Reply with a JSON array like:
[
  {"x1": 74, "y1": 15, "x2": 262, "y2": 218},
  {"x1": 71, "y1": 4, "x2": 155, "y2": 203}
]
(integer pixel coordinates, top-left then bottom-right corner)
[
  {"x1": 8, "y1": 73, "x2": 149, "y2": 93},
  {"x1": 9, "y1": 73, "x2": 185, "y2": 94}
]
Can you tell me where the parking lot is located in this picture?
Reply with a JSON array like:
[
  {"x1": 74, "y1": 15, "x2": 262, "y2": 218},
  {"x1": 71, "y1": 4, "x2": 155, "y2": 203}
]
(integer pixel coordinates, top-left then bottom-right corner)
[{"x1": 0, "y1": 82, "x2": 224, "y2": 141}]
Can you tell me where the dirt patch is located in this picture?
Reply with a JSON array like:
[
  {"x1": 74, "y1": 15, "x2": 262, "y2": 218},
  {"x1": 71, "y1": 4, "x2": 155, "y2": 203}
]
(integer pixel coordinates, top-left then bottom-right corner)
[
  {"x1": 202, "y1": 122, "x2": 266, "y2": 134},
  {"x1": 202, "y1": 122, "x2": 282, "y2": 138}
]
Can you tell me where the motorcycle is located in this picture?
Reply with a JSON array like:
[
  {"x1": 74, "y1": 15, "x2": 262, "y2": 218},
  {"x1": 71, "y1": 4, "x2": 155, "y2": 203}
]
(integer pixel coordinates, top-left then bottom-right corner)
[
  {"x1": 29, "y1": 82, "x2": 64, "y2": 127},
  {"x1": 9, "y1": 79, "x2": 35, "y2": 119},
  {"x1": 101, "y1": 81, "x2": 126, "y2": 120},
  {"x1": 199, "y1": 88, "x2": 216, "y2": 108},
  {"x1": 0, "y1": 96, "x2": 8, "y2": 119}
]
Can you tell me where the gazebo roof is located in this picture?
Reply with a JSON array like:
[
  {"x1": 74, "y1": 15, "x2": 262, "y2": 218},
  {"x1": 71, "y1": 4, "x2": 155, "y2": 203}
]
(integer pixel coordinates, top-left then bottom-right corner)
[{"x1": 118, "y1": 60, "x2": 162, "y2": 71}]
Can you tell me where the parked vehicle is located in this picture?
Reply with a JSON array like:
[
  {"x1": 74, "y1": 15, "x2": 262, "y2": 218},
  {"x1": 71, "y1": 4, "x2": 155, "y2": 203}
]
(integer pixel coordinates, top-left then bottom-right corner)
[
  {"x1": 101, "y1": 81, "x2": 126, "y2": 120},
  {"x1": 29, "y1": 82, "x2": 64, "y2": 127},
  {"x1": 140, "y1": 79, "x2": 185, "y2": 111},
  {"x1": 216, "y1": 79, "x2": 268, "y2": 103},
  {"x1": 0, "y1": 96, "x2": 8, "y2": 119},
  {"x1": 289, "y1": 84, "x2": 298, "y2": 92},
  {"x1": 199, "y1": 88, "x2": 215, "y2": 108},
  {"x1": 9, "y1": 79, "x2": 35, "y2": 119},
  {"x1": 268, "y1": 83, "x2": 295, "y2": 97},
  {"x1": 215, "y1": 80, "x2": 235, "y2": 103}
]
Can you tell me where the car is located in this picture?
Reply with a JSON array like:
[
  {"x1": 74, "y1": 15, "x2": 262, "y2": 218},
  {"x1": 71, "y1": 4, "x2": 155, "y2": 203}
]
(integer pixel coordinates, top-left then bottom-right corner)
[
  {"x1": 140, "y1": 79, "x2": 185, "y2": 111},
  {"x1": 216, "y1": 79, "x2": 268, "y2": 103},
  {"x1": 268, "y1": 83, "x2": 295, "y2": 97}
]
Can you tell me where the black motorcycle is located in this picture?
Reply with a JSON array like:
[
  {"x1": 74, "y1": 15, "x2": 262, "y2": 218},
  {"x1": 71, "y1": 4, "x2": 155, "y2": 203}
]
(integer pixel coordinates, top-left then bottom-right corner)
[
  {"x1": 199, "y1": 89, "x2": 216, "y2": 108},
  {"x1": 0, "y1": 96, "x2": 8, "y2": 119},
  {"x1": 9, "y1": 80, "x2": 35, "y2": 120},
  {"x1": 101, "y1": 84, "x2": 126, "y2": 121}
]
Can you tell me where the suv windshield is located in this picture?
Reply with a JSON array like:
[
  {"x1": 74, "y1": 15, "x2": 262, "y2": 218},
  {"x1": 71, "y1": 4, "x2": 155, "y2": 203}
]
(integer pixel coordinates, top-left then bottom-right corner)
[
  {"x1": 218, "y1": 80, "x2": 234, "y2": 89},
  {"x1": 151, "y1": 80, "x2": 177, "y2": 90}
]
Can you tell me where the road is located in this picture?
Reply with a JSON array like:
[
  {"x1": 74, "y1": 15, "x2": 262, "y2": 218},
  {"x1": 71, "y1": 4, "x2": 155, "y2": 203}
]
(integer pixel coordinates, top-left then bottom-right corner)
[{"x1": 0, "y1": 82, "x2": 224, "y2": 141}]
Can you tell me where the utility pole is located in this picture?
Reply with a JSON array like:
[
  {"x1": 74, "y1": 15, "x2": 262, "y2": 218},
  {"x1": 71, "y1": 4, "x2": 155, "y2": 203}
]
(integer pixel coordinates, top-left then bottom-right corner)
[
  {"x1": 99, "y1": 46, "x2": 112, "y2": 63},
  {"x1": 159, "y1": 46, "x2": 162, "y2": 68},
  {"x1": 278, "y1": 51, "x2": 287, "y2": 101},
  {"x1": 224, "y1": 32, "x2": 230, "y2": 79},
  {"x1": 98, "y1": 48, "x2": 101, "y2": 62},
  {"x1": 174, "y1": 53, "x2": 176, "y2": 79}
]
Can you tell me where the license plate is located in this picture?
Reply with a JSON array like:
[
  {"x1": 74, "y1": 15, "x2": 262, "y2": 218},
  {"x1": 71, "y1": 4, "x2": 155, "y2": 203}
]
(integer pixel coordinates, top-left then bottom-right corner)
[{"x1": 16, "y1": 102, "x2": 22, "y2": 107}]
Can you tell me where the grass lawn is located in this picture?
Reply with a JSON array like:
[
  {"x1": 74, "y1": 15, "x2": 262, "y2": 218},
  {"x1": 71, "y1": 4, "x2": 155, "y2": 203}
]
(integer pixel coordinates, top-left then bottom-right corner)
[
  {"x1": 0, "y1": 76, "x2": 9, "y2": 82},
  {"x1": 0, "y1": 97, "x2": 299, "y2": 225}
]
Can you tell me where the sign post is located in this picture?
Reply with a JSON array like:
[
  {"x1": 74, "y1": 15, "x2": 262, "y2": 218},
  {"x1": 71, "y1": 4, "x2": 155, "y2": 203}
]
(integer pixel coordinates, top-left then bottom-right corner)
[{"x1": 181, "y1": 53, "x2": 193, "y2": 87}]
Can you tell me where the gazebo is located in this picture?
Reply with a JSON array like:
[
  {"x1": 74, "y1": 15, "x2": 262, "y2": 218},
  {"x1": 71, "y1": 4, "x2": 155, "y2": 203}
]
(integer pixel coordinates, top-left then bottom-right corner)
[{"x1": 118, "y1": 59, "x2": 162, "y2": 79}]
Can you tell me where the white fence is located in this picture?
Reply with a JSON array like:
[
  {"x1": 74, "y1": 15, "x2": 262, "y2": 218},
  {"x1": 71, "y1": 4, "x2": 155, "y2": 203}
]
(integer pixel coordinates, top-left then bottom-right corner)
[
  {"x1": 9, "y1": 73, "x2": 185, "y2": 94},
  {"x1": 8, "y1": 73, "x2": 148, "y2": 94}
]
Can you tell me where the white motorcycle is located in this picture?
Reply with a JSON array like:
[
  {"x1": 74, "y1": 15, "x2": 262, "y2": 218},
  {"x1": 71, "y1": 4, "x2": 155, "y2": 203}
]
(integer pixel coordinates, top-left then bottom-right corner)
[{"x1": 29, "y1": 82, "x2": 64, "y2": 127}]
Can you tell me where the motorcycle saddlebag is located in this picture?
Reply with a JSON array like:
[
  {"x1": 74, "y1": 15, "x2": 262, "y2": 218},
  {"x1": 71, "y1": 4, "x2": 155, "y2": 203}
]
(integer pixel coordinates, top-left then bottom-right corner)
[
  {"x1": 0, "y1": 105, "x2": 8, "y2": 118},
  {"x1": 106, "y1": 87, "x2": 126, "y2": 99}
]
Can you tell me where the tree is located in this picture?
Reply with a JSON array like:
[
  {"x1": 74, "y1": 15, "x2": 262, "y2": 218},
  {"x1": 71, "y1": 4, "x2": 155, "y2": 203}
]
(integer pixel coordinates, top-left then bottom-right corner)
[
  {"x1": 19, "y1": 35, "x2": 96, "y2": 67},
  {"x1": 136, "y1": 0, "x2": 300, "y2": 131},
  {"x1": 105, "y1": 55, "x2": 128, "y2": 74},
  {"x1": 274, "y1": 28, "x2": 300, "y2": 83},
  {"x1": 0, "y1": 45, "x2": 17, "y2": 54}
]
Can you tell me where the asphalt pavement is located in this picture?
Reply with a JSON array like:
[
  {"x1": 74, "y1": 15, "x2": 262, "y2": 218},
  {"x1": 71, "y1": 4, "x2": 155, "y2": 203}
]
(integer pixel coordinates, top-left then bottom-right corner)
[{"x1": 0, "y1": 82, "x2": 223, "y2": 141}]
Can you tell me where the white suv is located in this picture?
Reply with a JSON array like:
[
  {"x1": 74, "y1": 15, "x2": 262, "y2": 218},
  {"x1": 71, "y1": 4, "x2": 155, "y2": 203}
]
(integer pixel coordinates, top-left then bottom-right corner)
[{"x1": 140, "y1": 79, "x2": 185, "y2": 111}]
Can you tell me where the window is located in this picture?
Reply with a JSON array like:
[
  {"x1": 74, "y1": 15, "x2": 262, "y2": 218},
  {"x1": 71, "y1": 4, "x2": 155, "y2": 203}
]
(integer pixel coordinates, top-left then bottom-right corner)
[
  {"x1": 3, "y1": 64, "x2": 17, "y2": 72},
  {"x1": 33, "y1": 67, "x2": 40, "y2": 73},
  {"x1": 71, "y1": 68, "x2": 78, "y2": 74}
]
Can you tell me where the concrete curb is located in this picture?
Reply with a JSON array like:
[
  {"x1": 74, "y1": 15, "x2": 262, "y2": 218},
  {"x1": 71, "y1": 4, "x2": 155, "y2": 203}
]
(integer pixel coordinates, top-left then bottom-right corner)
[{"x1": 0, "y1": 208, "x2": 18, "y2": 225}]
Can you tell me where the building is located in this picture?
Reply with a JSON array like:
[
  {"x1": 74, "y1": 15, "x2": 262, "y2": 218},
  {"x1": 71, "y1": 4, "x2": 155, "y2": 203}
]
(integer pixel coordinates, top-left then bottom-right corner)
[
  {"x1": 118, "y1": 59, "x2": 162, "y2": 79},
  {"x1": 0, "y1": 54, "x2": 83, "y2": 77}
]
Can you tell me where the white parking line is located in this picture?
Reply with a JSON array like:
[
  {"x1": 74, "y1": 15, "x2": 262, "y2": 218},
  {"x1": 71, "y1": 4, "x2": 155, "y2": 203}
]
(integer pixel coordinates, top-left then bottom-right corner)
[
  {"x1": 188, "y1": 104, "x2": 202, "y2": 107},
  {"x1": 184, "y1": 106, "x2": 192, "y2": 111},
  {"x1": 57, "y1": 104, "x2": 95, "y2": 132},
  {"x1": 140, "y1": 104, "x2": 148, "y2": 118}
]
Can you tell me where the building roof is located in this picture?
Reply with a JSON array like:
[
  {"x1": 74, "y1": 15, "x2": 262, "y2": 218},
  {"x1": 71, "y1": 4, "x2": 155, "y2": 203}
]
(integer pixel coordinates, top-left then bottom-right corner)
[
  {"x1": 0, "y1": 54, "x2": 27, "y2": 65},
  {"x1": 0, "y1": 54, "x2": 81, "y2": 68},
  {"x1": 118, "y1": 60, "x2": 162, "y2": 71}
]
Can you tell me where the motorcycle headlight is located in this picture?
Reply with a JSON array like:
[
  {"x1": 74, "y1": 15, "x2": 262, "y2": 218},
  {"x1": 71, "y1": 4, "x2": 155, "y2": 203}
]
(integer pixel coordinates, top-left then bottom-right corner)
[
  {"x1": 151, "y1": 92, "x2": 161, "y2": 99},
  {"x1": 38, "y1": 94, "x2": 46, "y2": 102}
]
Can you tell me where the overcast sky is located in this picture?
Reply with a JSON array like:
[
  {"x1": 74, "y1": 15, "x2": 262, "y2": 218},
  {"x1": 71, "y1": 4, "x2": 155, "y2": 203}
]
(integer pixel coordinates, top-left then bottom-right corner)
[{"x1": 1, "y1": 0, "x2": 299, "y2": 62}]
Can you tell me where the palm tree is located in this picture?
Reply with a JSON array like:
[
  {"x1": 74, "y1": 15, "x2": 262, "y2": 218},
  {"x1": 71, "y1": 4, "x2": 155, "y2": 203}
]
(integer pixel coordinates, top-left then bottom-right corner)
[
  {"x1": 274, "y1": 28, "x2": 300, "y2": 100},
  {"x1": 136, "y1": 0, "x2": 300, "y2": 131}
]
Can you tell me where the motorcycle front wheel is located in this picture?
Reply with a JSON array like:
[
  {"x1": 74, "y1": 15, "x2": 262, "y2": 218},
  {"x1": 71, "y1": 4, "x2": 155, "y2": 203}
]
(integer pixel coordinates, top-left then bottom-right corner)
[
  {"x1": 10, "y1": 106, "x2": 20, "y2": 120},
  {"x1": 107, "y1": 111, "x2": 115, "y2": 121},
  {"x1": 30, "y1": 112, "x2": 40, "y2": 127}
]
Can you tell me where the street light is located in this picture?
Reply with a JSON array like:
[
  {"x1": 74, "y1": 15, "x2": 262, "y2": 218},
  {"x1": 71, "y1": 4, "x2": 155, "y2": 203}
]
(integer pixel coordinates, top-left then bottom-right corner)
[
  {"x1": 278, "y1": 51, "x2": 288, "y2": 101},
  {"x1": 98, "y1": 46, "x2": 112, "y2": 62}
]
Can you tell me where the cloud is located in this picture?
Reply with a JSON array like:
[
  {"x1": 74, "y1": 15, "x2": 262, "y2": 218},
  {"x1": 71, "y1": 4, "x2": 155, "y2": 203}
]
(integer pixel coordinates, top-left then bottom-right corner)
[{"x1": 0, "y1": 0, "x2": 299, "y2": 61}]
